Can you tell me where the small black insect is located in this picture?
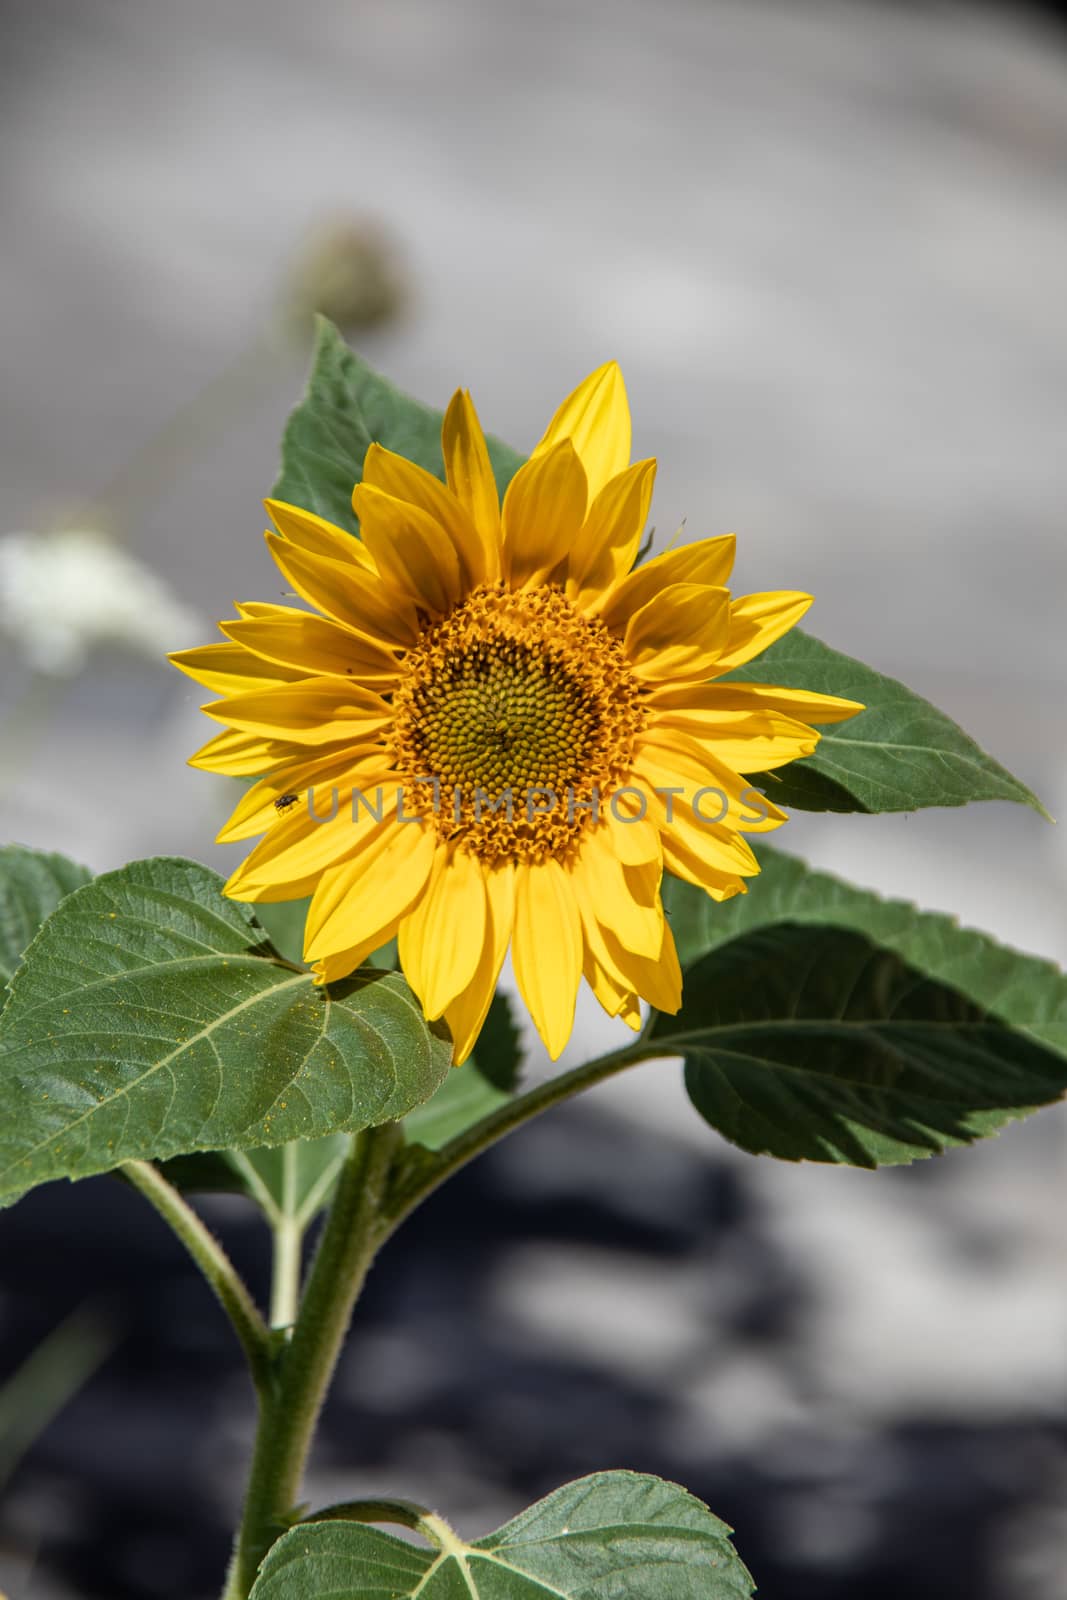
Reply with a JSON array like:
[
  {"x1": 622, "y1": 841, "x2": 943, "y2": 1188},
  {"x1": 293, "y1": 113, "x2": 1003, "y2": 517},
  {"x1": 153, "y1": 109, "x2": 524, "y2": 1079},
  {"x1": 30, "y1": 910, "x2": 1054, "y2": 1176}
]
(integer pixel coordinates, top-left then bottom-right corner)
[{"x1": 274, "y1": 793, "x2": 300, "y2": 814}]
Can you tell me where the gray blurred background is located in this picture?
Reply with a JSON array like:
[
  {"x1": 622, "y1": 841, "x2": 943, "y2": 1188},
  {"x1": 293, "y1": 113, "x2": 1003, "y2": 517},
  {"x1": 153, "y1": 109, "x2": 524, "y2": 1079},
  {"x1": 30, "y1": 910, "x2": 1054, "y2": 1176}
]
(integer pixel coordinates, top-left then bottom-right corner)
[{"x1": 1, "y1": 1, "x2": 1065, "y2": 1597}]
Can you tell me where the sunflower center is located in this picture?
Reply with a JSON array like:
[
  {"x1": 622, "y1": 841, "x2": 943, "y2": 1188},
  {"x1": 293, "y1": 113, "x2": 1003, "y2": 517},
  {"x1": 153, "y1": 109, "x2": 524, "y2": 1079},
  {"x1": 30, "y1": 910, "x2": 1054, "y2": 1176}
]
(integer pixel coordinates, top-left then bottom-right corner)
[{"x1": 392, "y1": 582, "x2": 644, "y2": 864}]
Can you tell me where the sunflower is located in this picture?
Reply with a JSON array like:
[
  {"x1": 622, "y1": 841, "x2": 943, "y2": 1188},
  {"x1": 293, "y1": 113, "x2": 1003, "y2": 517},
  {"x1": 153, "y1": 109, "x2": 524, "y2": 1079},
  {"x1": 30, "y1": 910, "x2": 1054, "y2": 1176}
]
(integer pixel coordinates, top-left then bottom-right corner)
[{"x1": 172, "y1": 364, "x2": 862, "y2": 1062}]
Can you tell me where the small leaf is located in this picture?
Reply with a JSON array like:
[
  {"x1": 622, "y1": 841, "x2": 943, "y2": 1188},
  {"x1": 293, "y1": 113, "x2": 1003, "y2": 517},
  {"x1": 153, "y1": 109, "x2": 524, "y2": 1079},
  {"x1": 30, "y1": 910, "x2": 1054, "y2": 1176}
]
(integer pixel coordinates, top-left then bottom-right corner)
[
  {"x1": 0, "y1": 846, "x2": 92, "y2": 987},
  {"x1": 653, "y1": 919, "x2": 1067, "y2": 1167},
  {"x1": 274, "y1": 318, "x2": 524, "y2": 534},
  {"x1": 156, "y1": 1136, "x2": 349, "y2": 1228},
  {"x1": 250, "y1": 1471, "x2": 753, "y2": 1600},
  {"x1": 403, "y1": 1060, "x2": 510, "y2": 1152},
  {"x1": 228, "y1": 1136, "x2": 350, "y2": 1226},
  {"x1": 474, "y1": 989, "x2": 524, "y2": 1091},
  {"x1": 729, "y1": 629, "x2": 1046, "y2": 815},
  {"x1": 0, "y1": 857, "x2": 450, "y2": 1203}
]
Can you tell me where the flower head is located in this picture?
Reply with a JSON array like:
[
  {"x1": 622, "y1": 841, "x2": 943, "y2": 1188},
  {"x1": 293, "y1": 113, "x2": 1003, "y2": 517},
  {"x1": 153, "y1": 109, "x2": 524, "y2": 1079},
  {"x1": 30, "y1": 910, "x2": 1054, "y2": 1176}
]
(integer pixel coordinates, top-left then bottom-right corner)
[{"x1": 172, "y1": 365, "x2": 861, "y2": 1061}]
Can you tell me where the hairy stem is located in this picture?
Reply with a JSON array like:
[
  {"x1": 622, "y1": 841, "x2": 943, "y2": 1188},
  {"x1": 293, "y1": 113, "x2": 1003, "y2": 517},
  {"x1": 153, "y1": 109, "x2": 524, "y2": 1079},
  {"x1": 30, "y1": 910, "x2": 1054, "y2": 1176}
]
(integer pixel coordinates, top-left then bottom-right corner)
[
  {"x1": 122, "y1": 1161, "x2": 271, "y2": 1393},
  {"x1": 222, "y1": 1122, "x2": 402, "y2": 1599},
  {"x1": 218, "y1": 1038, "x2": 655, "y2": 1595}
]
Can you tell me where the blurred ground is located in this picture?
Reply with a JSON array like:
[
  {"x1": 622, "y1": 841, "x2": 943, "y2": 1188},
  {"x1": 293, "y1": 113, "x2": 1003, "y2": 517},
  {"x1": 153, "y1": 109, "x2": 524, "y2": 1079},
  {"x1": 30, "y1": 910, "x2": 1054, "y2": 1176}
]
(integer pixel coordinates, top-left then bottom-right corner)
[{"x1": 0, "y1": 1, "x2": 1065, "y2": 1597}]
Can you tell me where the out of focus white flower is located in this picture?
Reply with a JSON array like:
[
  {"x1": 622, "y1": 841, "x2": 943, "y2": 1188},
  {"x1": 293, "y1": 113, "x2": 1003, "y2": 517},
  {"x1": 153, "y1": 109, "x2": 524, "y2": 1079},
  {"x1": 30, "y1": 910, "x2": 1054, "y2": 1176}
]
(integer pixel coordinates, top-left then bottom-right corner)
[{"x1": 0, "y1": 529, "x2": 202, "y2": 676}]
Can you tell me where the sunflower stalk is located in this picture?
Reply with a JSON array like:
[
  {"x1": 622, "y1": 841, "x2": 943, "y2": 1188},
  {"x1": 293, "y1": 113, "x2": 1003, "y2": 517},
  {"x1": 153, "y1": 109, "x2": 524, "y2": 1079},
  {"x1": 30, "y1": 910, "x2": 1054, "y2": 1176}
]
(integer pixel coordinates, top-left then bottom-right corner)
[
  {"x1": 205, "y1": 1035, "x2": 659, "y2": 1597},
  {"x1": 221, "y1": 1121, "x2": 402, "y2": 1600}
]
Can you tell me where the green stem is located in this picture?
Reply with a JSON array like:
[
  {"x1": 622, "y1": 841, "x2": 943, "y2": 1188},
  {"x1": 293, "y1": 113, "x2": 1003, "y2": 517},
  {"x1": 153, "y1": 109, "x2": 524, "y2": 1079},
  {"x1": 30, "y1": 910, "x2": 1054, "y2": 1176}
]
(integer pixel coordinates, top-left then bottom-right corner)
[
  {"x1": 222, "y1": 1122, "x2": 402, "y2": 1600},
  {"x1": 122, "y1": 1161, "x2": 272, "y2": 1393},
  {"x1": 382, "y1": 1040, "x2": 651, "y2": 1237},
  {"x1": 269, "y1": 1144, "x2": 303, "y2": 1331},
  {"x1": 269, "y1": 1219, "x2": 303, "y2": 1332},
  {"x1": 218, "y1": 1039, "x2": 654, "y2": 1595}
]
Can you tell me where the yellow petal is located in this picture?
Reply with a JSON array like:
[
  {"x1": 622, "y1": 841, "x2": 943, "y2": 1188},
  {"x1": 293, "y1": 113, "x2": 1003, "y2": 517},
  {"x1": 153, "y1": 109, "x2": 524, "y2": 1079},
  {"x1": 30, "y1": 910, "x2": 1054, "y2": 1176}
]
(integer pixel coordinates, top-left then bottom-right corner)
[
  {"x1": 188, "y1": 728, "x2": 284, "y2": 776},
  {"x1": 170, "y1": 642, "x2": 303, "y2": 695},
  {"x1": 203, "y1": 676, "x2": 392, "y2": 745},
  {"x1": 351, "y1": 483, "x2": 464, "y2": 614},
  {"x1": 442, "y1": 389, "x2": 502, "y2": 577},
  {"x1": 596, "y1": 536, "x2": 736, "y2": 628},
  {"x1": 582, "y1": 948, "x2": 640, "y2": 1024},
  {"x1": 265, "y1": 499, "x2": 377, "y2": 573},
  {"x1": 501, "y1": 440, "x2": 588, "y2": 588},
  {"x1": 572, "y1": 872, "x2": 679, "y2": 1015},
  {"x1": 566, "y1": 459, "x2": 656, "y2": 606},
  {"x1": 221, "y1": 607, "x2": 401, "y2": 687},
  {"x1": 364, "y1": 441, "x2": 490, "y2": 588},
  {"x1": 659, "y1": 831, "x2": 750, "y2": 901},
  {"x1": 711, "y1": 592, "x2": 813, "y2": 675},
  {"x1": 399, "y1": 844, "x2": 487, "y2": 1019},
  {"x1": 634, "y1": 728, "x2": 788, "y2": 832},
  {"x1": 511, "y1": 858, "x2": 582, "y2": 1060},
  {"x1": 300, "y1": 815, "x2": 400, "y2": 944},
  {"x1": 572, "y1": 828, "x2": 662, "y2": 959},
  {"x1": 531, "y1": 361, "x2": 631, "y2": 501},
  {"x1": 623, "y1": 919, "x2": 682, "y2": 1015},
  {"x1": 304, "y1": 821, "x2": 437, "y2": 960},
  {"x1": 441, "y1": 862, "x2": 516, "y2": 1065},
  {"x1": 215, "y1": 746, "x2": 392, "y2": 844},
  {"x1": 602, "y1": 921, "x2": 681, "y2": 1016},
  {"x1": 266, "y1": 534, "x2": 419, "y2": 647},
  {"x1": 645, "y1": 680, "x2": 864, "y2": 725},
  {"x1": 224, "y1": 802, "x2": 366, "y2": 901},
  {"x1": 396, "y1": 846, "x2": 447, "y2": 1004},
  {"x1": 649, "y1": 706, "x2": 820, "y2": 774},
  {"x1": 602, "y1": 802, "x2": 662, "y2": 867},
  {"x1": 311, "y1": 913, "x2": 406, "y2": 986},
  {"x1": 624, "y1": 584, "x2": 731, "y2": 680},
  {"x1": 630, "y1": 764, "x2": 763, "y2": 878}
]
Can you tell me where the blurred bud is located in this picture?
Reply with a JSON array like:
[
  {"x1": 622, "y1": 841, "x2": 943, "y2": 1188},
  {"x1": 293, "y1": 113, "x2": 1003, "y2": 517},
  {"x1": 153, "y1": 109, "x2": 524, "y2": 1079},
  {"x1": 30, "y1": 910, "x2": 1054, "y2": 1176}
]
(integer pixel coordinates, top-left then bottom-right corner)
[
  {"x1": 0, "y1": 529, "x2": 203, "y2": 677},
  {"x1": 282, "y1": 217, "x2": 407, "y2": 335}
]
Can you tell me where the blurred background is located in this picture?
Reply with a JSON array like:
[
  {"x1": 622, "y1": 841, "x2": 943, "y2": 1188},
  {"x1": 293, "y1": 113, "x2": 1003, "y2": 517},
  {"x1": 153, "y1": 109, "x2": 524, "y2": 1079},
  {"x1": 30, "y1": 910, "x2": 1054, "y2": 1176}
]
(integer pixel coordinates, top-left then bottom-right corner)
[{"x1": 1, "y1": 0, "x2": 1065, "y2": 1595}]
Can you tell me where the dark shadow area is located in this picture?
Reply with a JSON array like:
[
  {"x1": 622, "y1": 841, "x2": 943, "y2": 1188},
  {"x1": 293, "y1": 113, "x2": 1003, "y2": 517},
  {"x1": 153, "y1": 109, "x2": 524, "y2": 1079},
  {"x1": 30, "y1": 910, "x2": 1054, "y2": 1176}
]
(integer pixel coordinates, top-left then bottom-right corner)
[{"x1": 1, "y1": 1102, "x2": 1061, "y2": 1598}]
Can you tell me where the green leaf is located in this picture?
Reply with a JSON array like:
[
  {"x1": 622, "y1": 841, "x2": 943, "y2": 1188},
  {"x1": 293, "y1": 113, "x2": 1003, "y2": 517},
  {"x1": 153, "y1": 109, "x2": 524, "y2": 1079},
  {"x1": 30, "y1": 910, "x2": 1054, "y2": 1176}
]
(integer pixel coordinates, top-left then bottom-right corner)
[
  {"x1": 665, "y1": 847, "x2": 1067, "y2": 1059},
  {"x1": 0, "y1": 846, "x2": 92, "y2": 988},
  {"x1": 656, "y1": 882, "x2": 1067, "y2": 1166},
  {"x1": 729, "y1": 629, "x2": 1046, "y2": 815},
  {"x1": 403, "y1": 1060, "x2": 510, "y2": 1152},
  {"x1": 248, "y1": 896, "x2": 311, "y2": 968},
  {"x1": 249, "y1": 1471, "x2": 753, "y2": 1600},
  {"x1": 156, "y1": 1137, "x2": 350, "y2": 1227},
  {"x1": 274, "y1": 317, "x2": 524, "y2": 534},
  {"x1": 0, "y1": 857, "x2": 450, "y2": 1203},
  {"x1": 401, "y1": 993, "x2": 523, "y2": 1153},
  {"x1": 227, "y1": 1136, "x2": 350, "y2": 1227},
  {"x1": 474, "y1": 989, "x2": 524, "y2": 1091}
]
